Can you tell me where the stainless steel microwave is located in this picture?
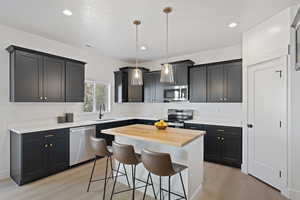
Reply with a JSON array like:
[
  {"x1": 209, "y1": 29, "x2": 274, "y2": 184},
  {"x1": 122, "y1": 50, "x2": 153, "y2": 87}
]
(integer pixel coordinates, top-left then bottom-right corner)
[{"x1": 163, "y1": 86, "x2": 188, "y2": 102}]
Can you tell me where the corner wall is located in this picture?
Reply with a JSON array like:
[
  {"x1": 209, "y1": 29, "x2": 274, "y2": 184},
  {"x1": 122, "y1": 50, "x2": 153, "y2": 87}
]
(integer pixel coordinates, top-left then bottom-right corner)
[{"x1": 0, "y1": 24, "x2": 136, "y2": 179}]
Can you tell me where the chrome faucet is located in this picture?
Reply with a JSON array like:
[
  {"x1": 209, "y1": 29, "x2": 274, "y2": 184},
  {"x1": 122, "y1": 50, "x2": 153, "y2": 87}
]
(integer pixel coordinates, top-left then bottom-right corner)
[{"x1": 99, "y1": 104, "x2": 105, "y2": 119}]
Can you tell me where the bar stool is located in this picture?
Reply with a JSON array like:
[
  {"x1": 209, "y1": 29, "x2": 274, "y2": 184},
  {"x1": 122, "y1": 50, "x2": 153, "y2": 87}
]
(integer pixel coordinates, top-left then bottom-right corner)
[
  {"x1": 110, "y1": 141, "x2": 157, "y2": 200},
  {"x1": 141, "y1": 149, "x2": 188, "y2": 200},
  {"x1": 87, "y1": 137, "x2": 130, "y2": 200}
]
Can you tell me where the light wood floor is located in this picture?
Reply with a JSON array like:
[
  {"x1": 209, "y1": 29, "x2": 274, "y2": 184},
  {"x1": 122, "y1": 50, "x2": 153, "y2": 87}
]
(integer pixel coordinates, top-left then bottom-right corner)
[{"x1": 0, "y1": 159, "x2": 287, "y2": 200}]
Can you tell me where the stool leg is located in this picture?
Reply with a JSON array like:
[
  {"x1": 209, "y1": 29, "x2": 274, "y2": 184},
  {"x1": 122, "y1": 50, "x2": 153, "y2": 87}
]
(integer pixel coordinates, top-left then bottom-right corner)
[
  {"x1": 109, "y1": 156, "x2": 114, "y2": 180},
  {"x1": 179, "y1": 172, "x2": 187, "y2": 200},
  {"x1": 110, "y1": 162, "x2": 121, "y2": 200},
  {"x1": 149, "y1": 173, "x2": 157, "y2": 199},
  {"x1": 143, "y1": 172, "x2": 150, "y2": 200},
  {"x1": 131, "y1": 165, "x2": 136, "y2": 200},
  {"x1": 87, "y1": 156, "x2": 97, "y2": 192},
  {"x1": 122, "y1": 164, "x2": 131, "y2": 188},
  {"x1": 102, "y1": 157, "x2": 109, "y2": 200},
  {"x1": 168, "y1": 176, "x2": 171, "y2": 200},
  {"x1": 159, "y1": 176, "x2": 162, "y2": 200}
]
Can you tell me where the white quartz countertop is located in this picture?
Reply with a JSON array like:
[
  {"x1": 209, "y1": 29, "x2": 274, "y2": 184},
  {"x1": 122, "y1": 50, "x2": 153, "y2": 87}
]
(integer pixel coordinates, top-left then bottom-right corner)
[
  {"x1": 9, "y1": 116, "x2": 242, "y2": 134},
  {"x1": 185, "y1": 119, "x2": 243, "y2": 127}
]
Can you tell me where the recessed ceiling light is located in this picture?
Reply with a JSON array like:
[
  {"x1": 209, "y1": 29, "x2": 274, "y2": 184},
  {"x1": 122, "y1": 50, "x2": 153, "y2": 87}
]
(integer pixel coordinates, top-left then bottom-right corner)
[
  {"x1": 228, "y1": 22, "x2": 238, "y2": 28},
  {"x1": 140, "y1": 45, "x2": 148, "y2": 51},
  {"x1": 62, "y1": 9, "x2": 73, "y2": 16}
]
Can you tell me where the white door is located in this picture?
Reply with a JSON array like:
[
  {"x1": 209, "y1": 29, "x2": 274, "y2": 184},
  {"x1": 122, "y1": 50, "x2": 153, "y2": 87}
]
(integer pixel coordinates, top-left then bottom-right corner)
[{"x1": 247, "y1": 57, "x2": 287, "y2": 190}]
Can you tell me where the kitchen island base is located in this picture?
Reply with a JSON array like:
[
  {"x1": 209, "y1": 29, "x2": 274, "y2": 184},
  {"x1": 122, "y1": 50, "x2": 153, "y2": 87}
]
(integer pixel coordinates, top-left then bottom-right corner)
[{"x1": 113, "y1": 135, "x2": 204, "y2": 200}]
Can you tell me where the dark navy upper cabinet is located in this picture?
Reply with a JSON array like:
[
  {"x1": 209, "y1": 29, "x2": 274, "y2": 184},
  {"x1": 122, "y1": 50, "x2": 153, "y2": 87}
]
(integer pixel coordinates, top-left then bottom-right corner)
[
  {"x1": 9, "y1": 50, "x2": 44, "y2": 102},
  {"x1": 223, "y1": 60, "x2": 242, "y2": 102},
  {"x1": 189, "y1": 66, "x2": 207, "y2": 102},
  {"x1": 206, "y1": 59, "x2": 242, "y2": 103},
  {"x1": 43, "y1": 56, "x2": 66, "y2": 102},
  {"x1": 114, "y1": 67, "x2": 149, "y2": 103},
  {"x1": 7, "y1": 45, "x2": 85, "y2": 102},
  {"x1": 165, "y1": 60, "x2": 194, "y2": 86},
  {"x1": 66, "y1": 61, "x2": 85, "y2": 102},
  {"x1": 144, "y1": 71, "x2": 164, "y2": 103}
]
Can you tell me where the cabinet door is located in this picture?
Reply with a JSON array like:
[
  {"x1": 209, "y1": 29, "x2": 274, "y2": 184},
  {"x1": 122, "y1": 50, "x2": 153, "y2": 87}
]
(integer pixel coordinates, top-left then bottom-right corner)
[
  {"x1": 189, "y1": 66, "x2": 207, "y2": 102},
  {"x1": 207, "y1": 64, "x2": 224, "y2": 102},
  {"x1": 127, "y1": 70, "x2": 143, "y2": 102},
  {"x1": 43, "y1": 56, "x2": 65, "y2": 102},
  {"x1": 22, "y1": 136, "x2": 47, "y2": 181},
  {"x1": 223, "y1": 61, "x2": 242, "y2": 102},
  {"x1": 221, "y1": 134, "x2": 242, "y2": 167},
  {"x1": 174, "y1": 64, "x2": 188, "y2": 85},
  {"x1": 46, "y1": 132, "x2": 69, "y2": 173},
  {"x1": 13, "y1": 50, "x2": 43, "y2": 102},
  {"x1": 144, "y1": 72, "x2": 154, "y2": 103},
  {"x1": 153, "y1": 71, "x2": 164, "y2": 102},
  {"x1": 66, "y1": 61, "x2": 85, "y2": 102},
  {"x1": 204, "y1": 132, "x2": 222, "y2": 162}
]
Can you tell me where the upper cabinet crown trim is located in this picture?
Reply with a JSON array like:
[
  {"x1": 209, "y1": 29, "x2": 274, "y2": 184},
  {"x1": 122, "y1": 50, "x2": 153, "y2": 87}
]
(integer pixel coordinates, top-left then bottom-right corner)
[{"x1": 6, "y1": 45, "x2": 86, "y2": 65}]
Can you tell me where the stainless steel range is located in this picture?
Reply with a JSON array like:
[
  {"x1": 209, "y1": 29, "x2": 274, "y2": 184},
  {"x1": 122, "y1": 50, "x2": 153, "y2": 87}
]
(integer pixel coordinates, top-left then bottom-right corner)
[{"x1": 166, "y1": 109, "x2": 193, "y2": 128}]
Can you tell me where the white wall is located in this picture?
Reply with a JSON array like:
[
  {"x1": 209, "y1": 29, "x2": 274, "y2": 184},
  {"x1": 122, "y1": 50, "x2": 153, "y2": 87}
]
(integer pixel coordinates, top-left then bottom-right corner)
[
  {"x1": 0, "y1": 25, "x2": 138, "y2": 179},
  {"x1": 243, "y1": 5, "x2": 300, "y2": 199},
  {"x1": 289, "y1": 4, "x2": 300, "y2": 200}
]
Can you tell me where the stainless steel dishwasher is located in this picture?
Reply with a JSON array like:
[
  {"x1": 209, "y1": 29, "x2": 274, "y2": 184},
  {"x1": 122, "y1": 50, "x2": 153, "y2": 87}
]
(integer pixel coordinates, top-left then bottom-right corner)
[{"x1": 69, "y1": 126, "x2": 96, "y2": 166}]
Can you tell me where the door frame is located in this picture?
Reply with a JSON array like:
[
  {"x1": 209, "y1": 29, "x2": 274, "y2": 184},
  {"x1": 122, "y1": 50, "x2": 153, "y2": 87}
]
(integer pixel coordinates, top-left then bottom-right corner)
[{"x1": 243, "y1": 56, "x2": 288, "y2": 192}]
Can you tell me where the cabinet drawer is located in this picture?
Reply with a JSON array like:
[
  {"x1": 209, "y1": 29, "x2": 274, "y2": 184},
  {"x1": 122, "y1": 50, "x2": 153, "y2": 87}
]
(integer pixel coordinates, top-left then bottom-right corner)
[
  {"x1": 184, "y1": 123, "x2": 204, "y2": 130},
  {"x1": 206, "y1": 125, "x2": 241, "y2": 136}
]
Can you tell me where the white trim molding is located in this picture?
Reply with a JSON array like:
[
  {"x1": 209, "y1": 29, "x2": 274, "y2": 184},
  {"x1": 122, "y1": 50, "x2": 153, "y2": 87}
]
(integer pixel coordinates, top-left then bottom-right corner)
[{"x1": 0, "y1": 170, "x2": 9, "y2": 180}]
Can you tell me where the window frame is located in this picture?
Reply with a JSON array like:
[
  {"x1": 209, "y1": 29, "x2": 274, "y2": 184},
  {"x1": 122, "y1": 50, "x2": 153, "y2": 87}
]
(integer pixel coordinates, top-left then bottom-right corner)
[{"x1": 83, "y1": 80, "x2": 111, "y2": 113}]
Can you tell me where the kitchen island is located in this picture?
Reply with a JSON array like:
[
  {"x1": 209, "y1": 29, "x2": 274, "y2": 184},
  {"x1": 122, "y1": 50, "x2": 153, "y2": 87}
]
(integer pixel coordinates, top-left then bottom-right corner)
[{"x1": 102, "y1": 124, "x2": 205, "y2": 200}]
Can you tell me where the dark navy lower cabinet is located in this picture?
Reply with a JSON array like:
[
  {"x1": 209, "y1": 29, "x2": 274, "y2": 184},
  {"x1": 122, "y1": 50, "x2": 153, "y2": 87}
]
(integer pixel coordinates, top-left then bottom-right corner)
[
  {"x1": 10, "y1": 129, "x2": 69, "y2": 185},
  {"x1": 184, "y1": 123, "x2": 242, "y2": 168}
]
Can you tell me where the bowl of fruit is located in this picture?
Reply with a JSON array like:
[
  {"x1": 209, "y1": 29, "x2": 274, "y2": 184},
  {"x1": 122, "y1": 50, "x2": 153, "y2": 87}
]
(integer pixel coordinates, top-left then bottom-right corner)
[{"x1": 154, "y1": 120, "x2": 168, "y2": 130}]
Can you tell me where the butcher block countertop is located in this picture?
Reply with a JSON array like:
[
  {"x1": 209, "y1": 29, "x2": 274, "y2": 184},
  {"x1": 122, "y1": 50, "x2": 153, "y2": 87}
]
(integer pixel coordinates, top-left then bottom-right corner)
[{"x1": 102, "y1": 124, "x2": 206, "y2": 147}]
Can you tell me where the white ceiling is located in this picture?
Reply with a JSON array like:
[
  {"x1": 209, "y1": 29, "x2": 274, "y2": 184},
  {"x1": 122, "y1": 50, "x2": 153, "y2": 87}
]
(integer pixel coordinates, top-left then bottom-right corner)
[{"x1": 0, "y1": 0, "x2": 298, "y2": 62}]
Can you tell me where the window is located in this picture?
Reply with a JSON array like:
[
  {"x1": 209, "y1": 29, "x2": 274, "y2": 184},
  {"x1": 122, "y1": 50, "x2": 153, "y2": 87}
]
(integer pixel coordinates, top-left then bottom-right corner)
[{"x1": 83, "y1": 80, "x2": 110, "y2": 113}]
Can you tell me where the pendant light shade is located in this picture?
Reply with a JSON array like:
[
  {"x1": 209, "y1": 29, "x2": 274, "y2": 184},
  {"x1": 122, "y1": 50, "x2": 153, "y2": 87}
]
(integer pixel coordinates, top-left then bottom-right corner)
[
  {"x1": 160, "y1": 63, "x2": 174, "y2": 83},
  {"x1": 160, "y1": 7, "x2": 174, "y2": 83},
  {"x1": 131, "y1": 20, "x2": 143, "y2": 86}
]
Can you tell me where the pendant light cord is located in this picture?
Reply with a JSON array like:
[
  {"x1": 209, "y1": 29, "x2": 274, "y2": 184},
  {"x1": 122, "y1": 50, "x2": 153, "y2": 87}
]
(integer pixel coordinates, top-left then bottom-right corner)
[
  {"x1": 135, "y1": 23, "x2": 138, "y2": 69},
  {"x1": 166, "y1": 12, "x2": 169, "y2": 65}
]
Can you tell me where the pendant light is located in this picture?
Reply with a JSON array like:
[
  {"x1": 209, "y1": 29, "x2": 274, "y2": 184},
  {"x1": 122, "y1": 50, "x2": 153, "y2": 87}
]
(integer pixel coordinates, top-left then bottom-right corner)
[
  {"x1": 160, "y1": 7, "x2": 174, "y2": 83},
  {"x1": 131, "y1": 20, "x2": 143, "y2": 86}
]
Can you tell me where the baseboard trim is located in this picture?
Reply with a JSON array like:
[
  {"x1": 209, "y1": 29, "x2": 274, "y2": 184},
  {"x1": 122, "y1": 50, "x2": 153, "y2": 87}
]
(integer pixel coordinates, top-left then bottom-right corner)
[
  {"x1": 0, "y1": 170, "x2": 9, "y2": 180},
  {"x1": 289, "y1": 189, "x2": 300, "y2": 200},
  {"x1": 281, "y1": 187, "x2": 290, "y2": 199},
  {"x1": 241, "y1": 163, "x2": 248, "y2": 174}
]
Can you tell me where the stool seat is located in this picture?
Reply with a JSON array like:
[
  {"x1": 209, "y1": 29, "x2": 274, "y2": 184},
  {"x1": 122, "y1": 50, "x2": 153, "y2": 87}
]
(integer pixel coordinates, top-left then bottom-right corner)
[
  {"x1": 141, "y1": 149, "x2": 188, "y2": 200},
  {"x1": 171, "y1": 163, "x2": 187, "y2": 176}
]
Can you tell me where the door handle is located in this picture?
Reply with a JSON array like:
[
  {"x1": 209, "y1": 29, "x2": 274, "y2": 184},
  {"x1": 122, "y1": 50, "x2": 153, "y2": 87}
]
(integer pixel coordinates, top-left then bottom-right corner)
[{"x1": 247, "y1": 124, "x2": 253, "y2": 128}]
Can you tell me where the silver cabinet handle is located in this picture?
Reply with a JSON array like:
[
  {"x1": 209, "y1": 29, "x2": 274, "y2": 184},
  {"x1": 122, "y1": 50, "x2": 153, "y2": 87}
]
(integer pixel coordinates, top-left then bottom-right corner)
[
  {"x1": 217, "y1": 129, "x2": 225, "y2": 132},
  {"x1": 45, "y1": 134, "x2": 55, "y2": 138}
]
